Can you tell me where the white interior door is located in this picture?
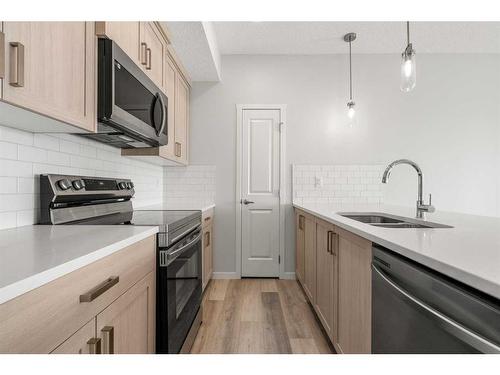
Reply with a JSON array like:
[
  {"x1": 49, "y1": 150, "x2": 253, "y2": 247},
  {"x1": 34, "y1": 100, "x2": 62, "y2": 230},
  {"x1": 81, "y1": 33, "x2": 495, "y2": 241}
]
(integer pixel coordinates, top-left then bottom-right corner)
[{"x1": 241, "y1": 108, "x2": 281, "y2": 277}]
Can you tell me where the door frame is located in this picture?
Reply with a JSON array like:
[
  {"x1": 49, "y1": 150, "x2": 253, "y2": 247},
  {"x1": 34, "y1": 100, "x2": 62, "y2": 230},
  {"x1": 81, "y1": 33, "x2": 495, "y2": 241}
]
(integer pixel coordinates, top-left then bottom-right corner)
[{"x1": 235, "y1": 104, "x2": 287, "y2": 279}]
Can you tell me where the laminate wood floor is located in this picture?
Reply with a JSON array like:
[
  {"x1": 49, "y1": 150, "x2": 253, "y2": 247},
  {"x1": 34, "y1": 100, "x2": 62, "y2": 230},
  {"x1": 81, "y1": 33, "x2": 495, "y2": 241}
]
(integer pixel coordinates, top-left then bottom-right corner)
[{"x1": 190, "y1": 279, "x2": 334, "y2": 354}]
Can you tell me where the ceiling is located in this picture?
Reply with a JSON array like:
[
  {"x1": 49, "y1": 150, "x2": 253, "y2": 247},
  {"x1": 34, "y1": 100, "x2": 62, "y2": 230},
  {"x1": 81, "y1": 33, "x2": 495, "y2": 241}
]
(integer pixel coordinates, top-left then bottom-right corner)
[{"x1": 212, "y1": 22, "x2": 500, "y2": 54}]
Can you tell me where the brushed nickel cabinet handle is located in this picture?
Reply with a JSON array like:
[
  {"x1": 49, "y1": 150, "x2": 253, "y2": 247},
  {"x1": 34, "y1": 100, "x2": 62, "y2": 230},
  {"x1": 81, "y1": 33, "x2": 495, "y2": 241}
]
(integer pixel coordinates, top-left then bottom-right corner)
[
  {"x1": 79, "y1": 276, "x2": 119, "y2": 303},
  {"x1": 101, "y1": 326, "x2": 114, "y2": 354},
  {"x1": 327, "y1": 230, "x2": 333, "y2": 254},
  {"x1": 175, "y1": 142, "x2": 182, "y2": 157},
  {"x1": 140, "y1": 42, "x2": 147, "y2": 65},
  {"x1": 146, "y1": 47, "x2": 152, "y2": 70},
  {"x1": 0, "y1": 32, "x2": 5, "y2": 79},
  {"x1": 299, "y1": 215, "x2": 305, "y2": 230},
  {"x1": 204, "y1": 231, "x2": 210, "y2": 247},
  {"x1": 9, "y1": 41, "x2": 24, "y2": 87},
  {"x1": 87, "y1": 338, "x2": 101, "y2": 354}
]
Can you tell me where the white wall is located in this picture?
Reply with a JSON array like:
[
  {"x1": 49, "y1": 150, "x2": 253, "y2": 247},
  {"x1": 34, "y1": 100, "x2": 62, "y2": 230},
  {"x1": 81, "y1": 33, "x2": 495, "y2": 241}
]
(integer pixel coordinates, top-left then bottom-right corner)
[
  {"x1": 189, "y1": 54, "x2": 500, "y2": 274},
  {"x1": 0, "y1": 124, "x2": 164, "y2": 229}
]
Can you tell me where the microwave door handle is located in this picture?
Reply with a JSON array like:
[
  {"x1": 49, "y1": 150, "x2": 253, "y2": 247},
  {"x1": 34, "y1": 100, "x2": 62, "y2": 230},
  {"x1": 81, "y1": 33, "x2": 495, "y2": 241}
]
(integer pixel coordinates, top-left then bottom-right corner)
[
  {"x1": 155, "y1": 93, "x2": 166, "y2": 137},
  {"x1": 372, "y1": 264, "x2": 500, "y2": 354}
]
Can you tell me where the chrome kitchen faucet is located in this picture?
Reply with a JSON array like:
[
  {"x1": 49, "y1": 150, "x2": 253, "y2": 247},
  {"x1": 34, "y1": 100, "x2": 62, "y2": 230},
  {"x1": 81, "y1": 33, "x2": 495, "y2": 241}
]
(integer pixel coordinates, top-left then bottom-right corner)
[{"x1": 382, "y1": 159, "x2": 435, "y2": 219}]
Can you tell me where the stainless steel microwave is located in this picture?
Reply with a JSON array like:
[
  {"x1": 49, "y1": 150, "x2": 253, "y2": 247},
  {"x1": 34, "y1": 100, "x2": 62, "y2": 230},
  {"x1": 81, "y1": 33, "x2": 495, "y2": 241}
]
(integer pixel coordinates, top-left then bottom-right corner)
[{"x1": 79, "y1": 38, "x2": 168, "y2": 148}]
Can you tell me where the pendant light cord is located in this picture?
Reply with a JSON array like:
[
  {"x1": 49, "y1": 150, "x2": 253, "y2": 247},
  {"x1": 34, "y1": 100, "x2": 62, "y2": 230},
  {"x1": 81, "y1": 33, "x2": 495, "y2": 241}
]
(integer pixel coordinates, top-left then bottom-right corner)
[
  {"x1": 349, "y1": 39, "x2": 353, "y2": 101},
  {"x1": 406, "y1": 21, "x2": 410, "y2": 46}
]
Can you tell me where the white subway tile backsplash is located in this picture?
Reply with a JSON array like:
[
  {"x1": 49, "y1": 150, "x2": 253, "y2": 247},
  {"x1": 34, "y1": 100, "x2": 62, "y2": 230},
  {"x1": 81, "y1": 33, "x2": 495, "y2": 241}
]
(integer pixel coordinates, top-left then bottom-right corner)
[
  {"x1": 163, "y1": 165, "x2": 216, "y2": 208},
  {"x1": 18, "y1": 145, "x2": 48, "y2": 163},
  {"x1": 292, "y1": 164, "x2": 385, "y2": 206},
  {"x1": 0, "y1": 124, "x2": 164, "y2": 229},
  {"x1": 0, "y1": 141, "x2": 18, "y2": 160}
]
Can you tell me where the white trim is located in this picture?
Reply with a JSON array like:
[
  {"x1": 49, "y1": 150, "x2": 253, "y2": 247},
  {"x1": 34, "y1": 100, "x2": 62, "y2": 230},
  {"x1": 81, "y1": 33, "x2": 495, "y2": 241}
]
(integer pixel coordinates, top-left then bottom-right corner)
[
  {"x1": 235, "y1": 104, "x2": 287, "y2": 279},
  {"x1": 212, "y1": 272, "x2": 240, "y2": 280}
]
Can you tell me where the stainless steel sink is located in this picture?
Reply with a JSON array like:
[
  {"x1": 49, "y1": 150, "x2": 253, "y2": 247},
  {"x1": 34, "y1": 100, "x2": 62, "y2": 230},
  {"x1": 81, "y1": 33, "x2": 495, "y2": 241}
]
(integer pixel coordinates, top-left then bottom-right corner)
[{"x1": 338, "y1": 212, "x2": 453, "y2": 229}]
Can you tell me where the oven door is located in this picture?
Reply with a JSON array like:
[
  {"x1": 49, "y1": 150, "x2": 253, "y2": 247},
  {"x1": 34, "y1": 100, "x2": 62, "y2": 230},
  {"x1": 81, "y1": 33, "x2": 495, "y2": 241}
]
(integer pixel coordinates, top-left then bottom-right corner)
[
  {"x1": 98, "y1": 38, "x2": 168, "y2": 147},
  {"x1": 157, "y1": 227, "x2": 202, "y2": 354}
]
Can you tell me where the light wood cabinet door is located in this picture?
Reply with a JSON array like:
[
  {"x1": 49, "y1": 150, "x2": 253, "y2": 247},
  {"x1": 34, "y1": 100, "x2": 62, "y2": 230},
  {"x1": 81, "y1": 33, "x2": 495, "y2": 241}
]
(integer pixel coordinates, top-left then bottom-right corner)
[
  {"x1": 295, "y1": 211, "x2": 305, "y2": 284},
  {"x1": 140, "y1": 22, "x2": 165, "y2": 91},
  {"x1": 303, "y1": 214, "x2": 316, "y2": 303},
  {"x1": 96, "y1": 271, "x2": 155, "y2": 354},
  {"x1": 174, "y1": 74, "x2": 189, "y2": 164},
  {"x1": 2, "y1": 22, "x2": 95, "y2": 132},
  {"x1": 159, "y1": 53, "x2": 177, "y2": 159},
  {"x1": 51, "y1": 319, "x2": 96, "y2": 354},
  {"x1": 315, "y1": 219, "x2": 336, "y2": 342},
  {"x1": 95, "y1": 22, "x2": 141, "y2": 66},
  {"x1": 336, "y1": 228, "x2": 372, "y2": 354},
  {"x1": 202, "y1": 225, "x2": 213, "y2": 291}
]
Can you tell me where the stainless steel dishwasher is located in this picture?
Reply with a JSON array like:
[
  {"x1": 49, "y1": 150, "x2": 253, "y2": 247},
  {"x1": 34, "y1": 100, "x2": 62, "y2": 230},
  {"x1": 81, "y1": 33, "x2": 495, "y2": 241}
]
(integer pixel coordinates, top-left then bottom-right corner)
[{"x1": 372, "y1": 245, "x2": 500, "y2": 353}]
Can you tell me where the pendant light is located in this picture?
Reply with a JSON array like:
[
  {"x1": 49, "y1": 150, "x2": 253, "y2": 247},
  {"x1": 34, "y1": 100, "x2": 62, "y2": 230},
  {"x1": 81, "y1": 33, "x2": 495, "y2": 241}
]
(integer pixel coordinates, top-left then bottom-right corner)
[
  {"x1": 401, "y1": 21, "x2": 416, "y2": 92},
  {"x1": 344, "y1": 32, "x2": 357, "y2": 124}
]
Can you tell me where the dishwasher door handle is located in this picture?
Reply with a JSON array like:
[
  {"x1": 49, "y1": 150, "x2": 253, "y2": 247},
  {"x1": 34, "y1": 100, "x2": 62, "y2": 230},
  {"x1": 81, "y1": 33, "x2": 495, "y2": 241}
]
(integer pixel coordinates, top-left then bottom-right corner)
[{"x1": 372, "y1": 264, "x2": 500, "y2": 354}]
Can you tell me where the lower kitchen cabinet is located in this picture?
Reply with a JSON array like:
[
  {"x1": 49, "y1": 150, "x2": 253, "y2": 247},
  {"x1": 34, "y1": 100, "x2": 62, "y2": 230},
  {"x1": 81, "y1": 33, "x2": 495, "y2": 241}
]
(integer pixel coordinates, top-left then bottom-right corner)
[
  {"x1": 314, "y1": 218, "x2": 337, "y2": 343},
  {"x1": 0, "y1": 236, "x2": 156, "y2": 354},
  {"x1": 96, "y1": 271, "x2": 156, "y2": 354},
  {"x1": 295, "y1": 212, "x2": 305, "y2": 284},
  {"x1": 202, "y1": 209, "x2": 214, "y2": 291},
  {"x1": 303, "y1": 213, "x2": 316, "y2": 303},
  {"x1": 336, "y1": 227, "x2": 372, "y2": 354},
  {"x1": 294, "y1": 208, "x2": 372, "y2": 354}
]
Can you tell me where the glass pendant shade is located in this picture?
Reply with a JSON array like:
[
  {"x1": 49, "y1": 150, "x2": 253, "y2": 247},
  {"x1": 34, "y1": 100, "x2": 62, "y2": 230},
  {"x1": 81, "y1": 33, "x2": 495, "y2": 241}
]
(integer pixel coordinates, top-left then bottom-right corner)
[{"x1": 401, "y1": 44, "x2": 416, "y2": 92}]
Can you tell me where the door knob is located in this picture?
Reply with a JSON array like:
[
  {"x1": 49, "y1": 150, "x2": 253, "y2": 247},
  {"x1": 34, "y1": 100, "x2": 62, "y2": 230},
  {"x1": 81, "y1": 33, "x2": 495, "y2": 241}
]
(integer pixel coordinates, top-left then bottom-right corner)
[{"x1": 242, "y1": 199, "x2": 255, "y2": 205}]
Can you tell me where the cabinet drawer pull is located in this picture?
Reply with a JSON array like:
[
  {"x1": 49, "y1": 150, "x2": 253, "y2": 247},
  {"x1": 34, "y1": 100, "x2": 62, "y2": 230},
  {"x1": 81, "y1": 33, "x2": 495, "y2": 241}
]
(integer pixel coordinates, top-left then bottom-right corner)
[
  {"x1": 9, "y1": 41, "x2": 24, "y2": 87},
  {"x1": 87, "y1": 338, "x2": 101, "y2": 354},
  {"x1": 299, "y1": 215, "x2": 305, "y2": 230},
  {"x1": 140, "y1": 42, "x2": 147, "y2": 65},
  {"x1": 146, "y1": 47, "x2": 152, "y2": 70},
  {"x1": 79, "y1": 276, "x2": 119, "y2": 303},
  {"x1": 101, "y1": 326, "x2": 114, "y2": 354},
  {"x1": 204, "y1": 216, "x2": 211, "y2": 222},
  {"x1": 175, "y1": 142, "x2": 182, "y2": 157},
  {"x1": 327, "y1": 230, "x2": 333, "y2": 254},
  {"x1": 0, "y1": 32, "x2": 5, "y2": 79},
  {"x1": 205, "y1": 231, "x2": 210, "y2": 247}
]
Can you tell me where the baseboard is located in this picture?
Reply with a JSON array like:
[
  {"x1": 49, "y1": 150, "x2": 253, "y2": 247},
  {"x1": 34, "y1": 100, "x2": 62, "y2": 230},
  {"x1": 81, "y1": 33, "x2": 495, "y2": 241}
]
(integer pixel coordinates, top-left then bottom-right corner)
[
  {"x1": 280, "y1": 272, "x2": 296, "y2": 280},
  {"x1": 212, "y1": 272, "x2": 240, "y2": 279}
]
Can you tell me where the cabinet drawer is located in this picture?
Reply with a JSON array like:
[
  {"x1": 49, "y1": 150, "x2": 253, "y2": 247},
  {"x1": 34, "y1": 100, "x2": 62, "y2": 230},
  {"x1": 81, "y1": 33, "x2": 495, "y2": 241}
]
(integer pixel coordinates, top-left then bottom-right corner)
[{"x1": 0, "y1": 235, "x2": 155, "y2": 353}]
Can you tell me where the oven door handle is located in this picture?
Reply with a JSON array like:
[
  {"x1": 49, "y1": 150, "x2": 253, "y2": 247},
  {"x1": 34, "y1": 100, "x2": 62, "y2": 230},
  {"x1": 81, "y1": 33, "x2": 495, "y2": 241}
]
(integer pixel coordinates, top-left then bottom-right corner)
[
  {"x1": 372, "y1": 264, "x2": 500, "y2": 354},
  {"x1": 167, "y1": 231, "x2": 202, "y2": 261}
]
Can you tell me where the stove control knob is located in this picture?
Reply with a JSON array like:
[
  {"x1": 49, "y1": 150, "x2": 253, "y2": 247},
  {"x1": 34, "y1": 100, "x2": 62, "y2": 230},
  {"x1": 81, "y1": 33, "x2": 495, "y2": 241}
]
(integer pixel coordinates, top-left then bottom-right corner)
[
  {"x1": 57, "y1": 179, "x2": 72, "y2": 191},
  {"x1": 118, "y1": 182, "x2": 127, "y2": 190},
  {"x1": 126, "y1": 182, "x2": 133, "y2": 189},
  {"x1": 72, "y1": 179, "x2": 85, "y2": 190},
  {"x1": 129, "y1": 182, "x2": 134, "y2": 189}
]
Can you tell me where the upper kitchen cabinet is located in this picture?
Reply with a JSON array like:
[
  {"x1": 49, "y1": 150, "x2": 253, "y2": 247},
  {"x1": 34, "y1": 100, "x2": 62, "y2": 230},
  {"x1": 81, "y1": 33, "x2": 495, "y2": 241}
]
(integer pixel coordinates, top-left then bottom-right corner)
[
  {"x1": 174, "y1": 70, "x2": 189, "y2": 164},
  {"x1": 140, "y1": 22, "x2": 166, "y2": 91},
  {"x1": 95, "y1": 22, "x2": 141, "y2": 66},
  {"x1": 0, "y1": 22, "x2": 95, "y2": 132}
]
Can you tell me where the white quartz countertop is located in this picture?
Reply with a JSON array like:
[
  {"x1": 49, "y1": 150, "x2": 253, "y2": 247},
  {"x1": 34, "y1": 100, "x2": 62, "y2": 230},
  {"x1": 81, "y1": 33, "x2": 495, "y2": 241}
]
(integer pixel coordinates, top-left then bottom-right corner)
[
  {"x1": 136, "y1": 203, "x2": 215, "y2": 212},
  {"x1": 0, "y1": 225, "x2": 159, "y2": 305},
  {"x1": 294, "y1": 202, "x2": 500, "y2": 300}
]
